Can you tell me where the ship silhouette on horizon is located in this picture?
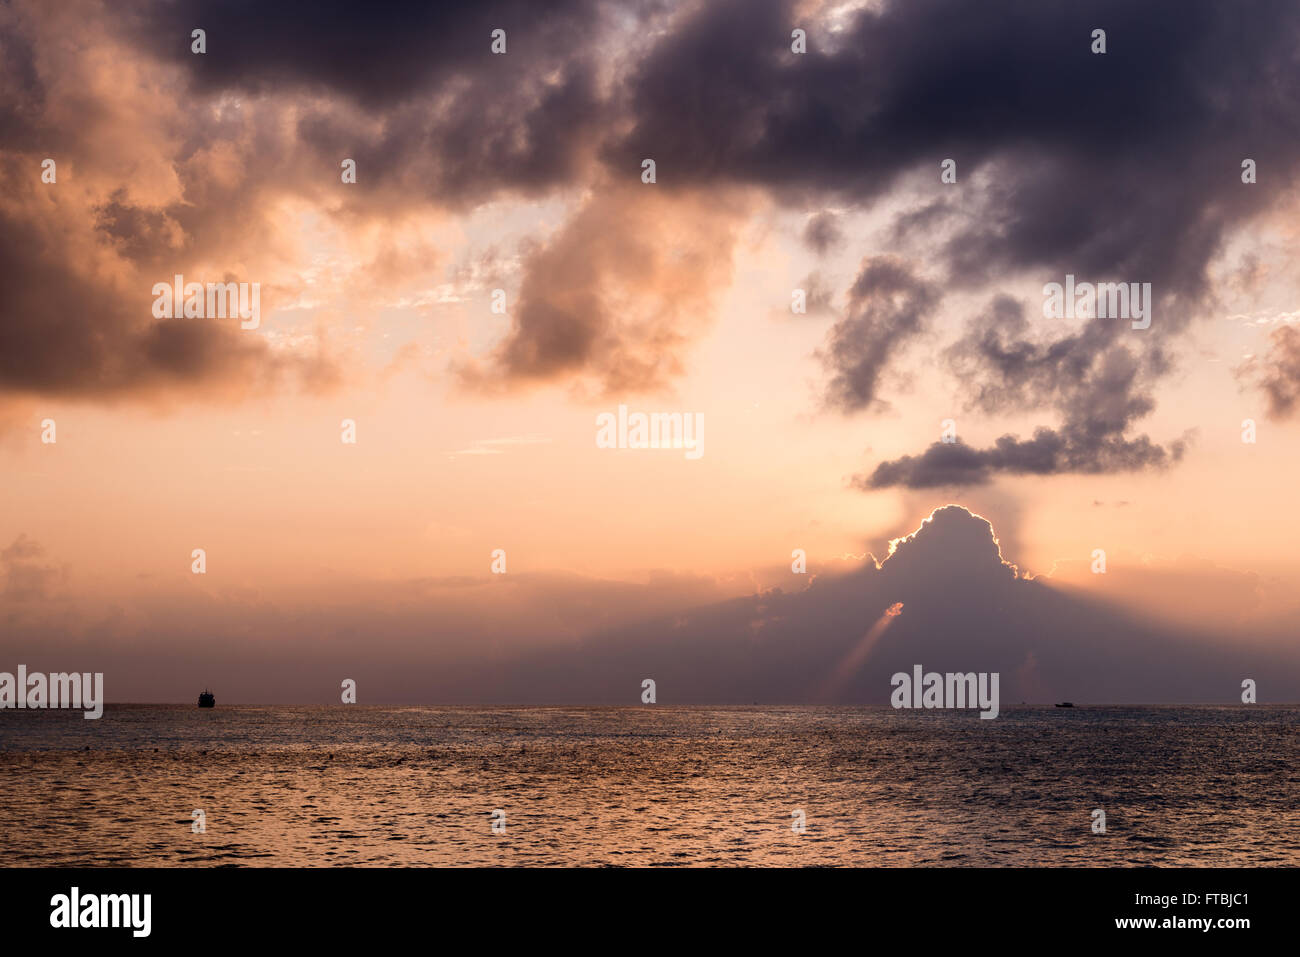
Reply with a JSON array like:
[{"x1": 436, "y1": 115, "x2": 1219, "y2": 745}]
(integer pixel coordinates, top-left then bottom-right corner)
[{"x1": 198, "y1": 689, "x2": 215, "y2": 708}]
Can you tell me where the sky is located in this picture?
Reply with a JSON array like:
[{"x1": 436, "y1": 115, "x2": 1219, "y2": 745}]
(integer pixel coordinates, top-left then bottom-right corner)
[{"x1": 2, "y1": 0, "x2": 1299, "y2": 703}]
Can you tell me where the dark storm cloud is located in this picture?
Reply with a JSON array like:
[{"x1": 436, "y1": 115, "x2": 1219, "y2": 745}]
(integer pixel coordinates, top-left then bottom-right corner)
[
  {"x1": 137, "y1": 0, "x2": 1300, "y2": 294},
  {"x1": 857, "y1": 428, "x2": 1183, "y2": 490},
  {"x1": 133, "y1": 0, "x2": 601, "y2": 106},
  {"x1": 288, "y1": 54, "x2": 607, "y2": 208},
  {"x1": 128, "y1": 0, "x2": 614, "y2": 207},
  {"x1": 0, "y1": 205, "x2": 154, "y2": 394},
  {"x1": 6, "y1": 0, "x2": 1300, "y2": 406},
  {"x1": 598, "y1": 0, "x2": 1300, "y2": 463},
  {"x1": 820, "y1": 256, "x2": 940, "y2": 413},
  {"x1": 0, "y1": 207, "x2": 334, "y2": 398},
  {"x1": 0, "y1": 0, "x2": 621, "y2": 401},
  {"x1": 861, "y1": 295, "x2": 1186, "y2": 488},
  {"x1": 0, "y1": 7, "x2": 42, "y2": 143},
  {"x1": 610, "y1": 0, "x2": 1300, "y2": 306}
]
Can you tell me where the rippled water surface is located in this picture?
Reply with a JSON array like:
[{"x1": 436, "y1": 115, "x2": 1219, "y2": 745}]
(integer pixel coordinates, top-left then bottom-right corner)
[{"x1": 1, "y1": 705, "x2": 1296, "y2": 866}]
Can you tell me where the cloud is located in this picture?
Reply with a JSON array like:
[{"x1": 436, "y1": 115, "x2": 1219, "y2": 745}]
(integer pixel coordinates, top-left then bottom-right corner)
[
  {"x1": 858, "y1": 429, "x2": 1185, "y2": 490},
  {"x1": 492, "y1": 504, "x2": 1300, "y2": 703},
  {"x1": 458, "y1": 185, "x2": 748, "y2": 394},
  {"x1": 819, "y1": 256, "x2": 941, "y2": 413},
  {"x1": 601, "y1": 0, "x2": 1300, "y2": 463},
  {"x1": 880, "y1": 504, "x2": 1018, "y2": 581},
  {"x1": 795, "y1": 270, "x2": 836, "y2": 315},
  {"x1": 1, "y1": 533, "x2": 65, "y2": 601},
  {"x1": 1240, "y1": 325, "x2": 1300, "y2": 419},
  {"x1": 802, "y1": 211, "x2": 843, "y2": 254},
  {"x1": 3, "y1": 507, "x2": 1296, "y2": 702},
  {"x1": 6, "y1": 0, "x2": 1300, "y2": 411},
  {"x1": 125, "y1": 0, "x2": 617, "y2": 209},
  {"x1": 0, "y1": 199, "x2": 338, "y2": 398},
  {"x1": 0, "y1": 1, "x2": 347, "y2": 401},
  {"x1": 132, "y1": 0, "x2": 602, "y2": 107},
  {"x1": 861, "y1": 295, "x2": 1187, "y2": 487},
  {"x1": 611, "y1": 0, "x2": 1300, "y2": 303}
]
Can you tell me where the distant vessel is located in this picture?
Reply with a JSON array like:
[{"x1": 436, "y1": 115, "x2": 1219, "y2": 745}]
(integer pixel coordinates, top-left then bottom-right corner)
[
  {"x1": 1055, "y1": 701, "x2": 1074, "y2": 708},
  {"x1": 198, "y1": 689, "x2": 215, "y2": 708}
]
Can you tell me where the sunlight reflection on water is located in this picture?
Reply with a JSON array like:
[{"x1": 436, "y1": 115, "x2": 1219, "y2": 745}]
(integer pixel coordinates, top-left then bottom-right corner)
[{"x1": 1, "y1": 705, "x2": 1296, "y2": 866}]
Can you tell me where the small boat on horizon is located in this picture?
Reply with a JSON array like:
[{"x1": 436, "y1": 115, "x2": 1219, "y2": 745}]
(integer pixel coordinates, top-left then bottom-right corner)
[
  {"x1": 198, "y1": 689, "x2": 215, "y2": 708},
  {"x1": 1055, "y1": 701, "x2": 1074, "y2": 708}
]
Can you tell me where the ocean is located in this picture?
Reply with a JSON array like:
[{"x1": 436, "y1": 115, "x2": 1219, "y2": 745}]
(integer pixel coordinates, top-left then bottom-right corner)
[{"x1": 1, "y1": 705, "x2": 1296, "y2": 866}]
